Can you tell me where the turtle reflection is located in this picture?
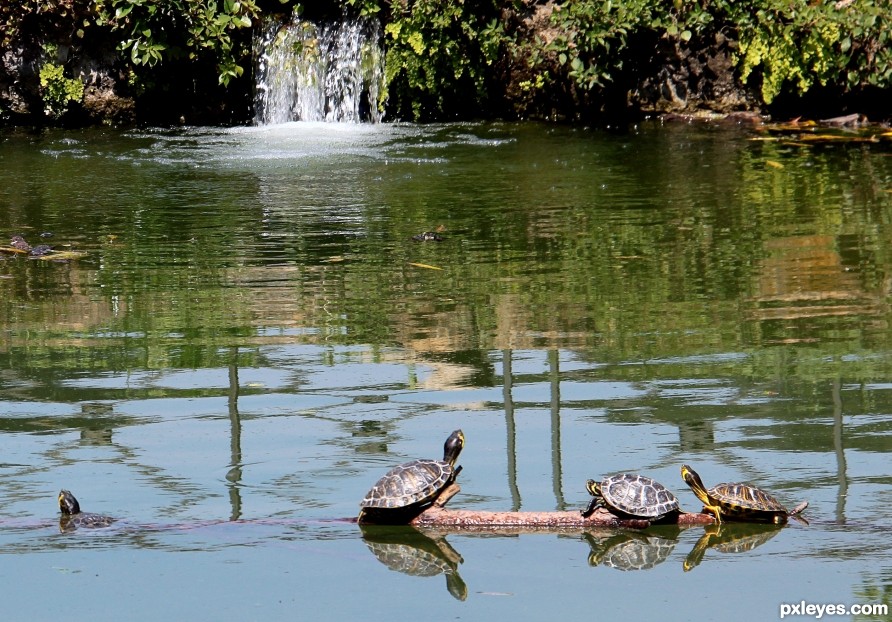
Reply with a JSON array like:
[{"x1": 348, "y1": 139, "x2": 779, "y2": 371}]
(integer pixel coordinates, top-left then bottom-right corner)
[
  {"x1": 360, "y1": 525, "x2": 468, "y2": 601},
  {"x1": 583, "y1": 528, "x2": 679, "y2": 571},
  {"x1": 683, "y1": 523, "x2": 783, "y2": 571}
]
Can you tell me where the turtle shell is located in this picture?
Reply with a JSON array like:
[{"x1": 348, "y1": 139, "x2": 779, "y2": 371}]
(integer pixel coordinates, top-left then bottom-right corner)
[
  {"x1": 60, "y1": 512, "x2": 116, "y2": 532},
  {"x1": 58, "y1": 490, "x2": 115, "y2": 532},
  {"x1": 681, "y1": 464, "x2": 807, "y2": 524},
  {"x1": 599, "y1": 473, "x2": 680, "y2": 519},
  {"x1": 360, "y1": 459, "x2": 456, "y2": 510},
  {"x1": 708, "y1": 483, "x2": 788, "y2": 517}
]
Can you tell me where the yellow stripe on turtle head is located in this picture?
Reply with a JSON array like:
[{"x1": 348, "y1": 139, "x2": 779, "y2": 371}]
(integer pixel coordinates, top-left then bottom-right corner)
[{"x1": 681, "y1": 465, "x2": 712, "y2": 505}]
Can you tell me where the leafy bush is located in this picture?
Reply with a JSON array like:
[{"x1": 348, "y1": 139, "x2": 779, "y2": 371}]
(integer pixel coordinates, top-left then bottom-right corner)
[
  {"x1": 371, "y1": 0, "x2": 504, "y2": 120},
  {"x1": 546, "y1": 0, "x2": 657, "y2": 90},
  {"x1": 545, "y1": 0, "x2": 892, "y2": 105},
  {"x1": 722, "y1": 0, "x2": 892, "y2": 103},
  {"x1": 2, "y1": 0, "x2": 891, "y2": 122},
  {"x1": 39, "y1": 56, "x2": 84, "y2": 118},
  {"x1": 94, "y1": 0, "x2": 261, "y2": 86}
]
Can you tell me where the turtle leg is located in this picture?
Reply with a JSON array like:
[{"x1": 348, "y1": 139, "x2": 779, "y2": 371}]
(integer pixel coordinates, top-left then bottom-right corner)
[
  {"x1": 432, "y1": 482, "x2": 461, "y2": 508},
  {"x1": 704, "y1": 504, "x2": 723, "y2": 524},
  {"x1": 581, "y1": 497, "x2": 603, "y2": 518},
  {"x1": 788, "y1": 501, "x2": 809, "y2": 525}
]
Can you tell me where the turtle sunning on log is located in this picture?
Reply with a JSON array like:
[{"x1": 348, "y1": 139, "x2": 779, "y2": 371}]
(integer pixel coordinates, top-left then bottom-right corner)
[
  {"x1": 359, "y1": 430, "x2": 464, "y2": 523},
  {"x1": 681, "y1": 465, "x2": 808, "y2": 524}
]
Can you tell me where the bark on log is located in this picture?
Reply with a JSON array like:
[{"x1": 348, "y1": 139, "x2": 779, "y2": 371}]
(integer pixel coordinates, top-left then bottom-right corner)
[
  {"x1": 409, "y1": 505, "x2": 715, "y2": 529},
  {"x1": 358, "y1": 483, "x2": 716, "y2": 529}
]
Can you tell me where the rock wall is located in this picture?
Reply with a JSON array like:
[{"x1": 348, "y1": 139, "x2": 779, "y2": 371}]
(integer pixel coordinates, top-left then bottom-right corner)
[
  {"x1": 0, "y1": 12, "x2": 134, "y2": 126},
  {"x1": 626, "y1": 31, "x2": 761, "y2": 116}
]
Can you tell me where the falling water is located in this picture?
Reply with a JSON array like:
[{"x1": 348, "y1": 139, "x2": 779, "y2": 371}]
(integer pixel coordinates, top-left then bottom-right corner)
[{"x1": 253, "y1": 14, "x2": 386, "y2": 124}]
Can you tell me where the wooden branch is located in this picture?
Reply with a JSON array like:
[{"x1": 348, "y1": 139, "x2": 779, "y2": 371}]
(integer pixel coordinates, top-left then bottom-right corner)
[
  {"x1": 409, "y1": 504, "x2": 716, "y2": 529},
  {"x1": 358, "y1": 483, "x2": 716, "y2": 529}
]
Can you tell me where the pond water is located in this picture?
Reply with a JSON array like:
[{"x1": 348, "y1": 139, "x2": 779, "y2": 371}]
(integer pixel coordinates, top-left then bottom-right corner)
[{"x1": 1, "y1": 121, "x2": 891, "y2": 621}]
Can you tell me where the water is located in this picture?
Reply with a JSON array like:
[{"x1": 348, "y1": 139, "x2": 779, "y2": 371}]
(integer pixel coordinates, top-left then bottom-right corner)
[
  {"x1": 253, "y1": 14, "x2": 385, "y2": 124},
  {"x1": 1, "y1": 121, "x2": 891, "y2": 620}
]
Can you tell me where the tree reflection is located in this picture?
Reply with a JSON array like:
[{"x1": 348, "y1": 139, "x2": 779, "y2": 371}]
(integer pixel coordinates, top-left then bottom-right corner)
[
  {"x1": 503, "y1": 349, "x2": 521, "y2": 511},
  {"x1": 226, "y1": 347, "x2": 243, "y2": 522}
]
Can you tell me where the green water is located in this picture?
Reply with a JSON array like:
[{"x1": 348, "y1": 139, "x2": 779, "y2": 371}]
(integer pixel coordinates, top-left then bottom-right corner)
[{"x1": 1, "y1": 121, "x2": 891, "y2": 620}]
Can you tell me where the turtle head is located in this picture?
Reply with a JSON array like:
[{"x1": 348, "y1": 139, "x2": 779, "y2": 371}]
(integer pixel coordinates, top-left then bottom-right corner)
[
  {"x1": 443, "y1": 430, "x2": 464, "y2": 466},
  {"x1": 58, "y1": 490, "x2": 80, "y2": 515},
  {"x1": 681, "y1": 465, "x2": 710, "y2": 502},
  {"x1": 581, "y1": 479, "x2": 605, "y2": 517}
]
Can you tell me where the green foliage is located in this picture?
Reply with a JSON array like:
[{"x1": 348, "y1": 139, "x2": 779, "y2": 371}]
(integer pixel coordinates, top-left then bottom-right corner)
[
  {"x1": 345, "y1": 0, "x2": 380, "y2": 17},
  {"x1": 0, "y1": 1, "x2": 94, "y2": 48},
  {"x1": 722, "y1": 0, "x2": 892, "y2": 103},
  {"x1": 537, "y1": 0, "x2": 892, "y2": 105},
  {"x1": 38, "y1": 63, "x2": 83, "y2": 117},
  {"x1": 547, "y1": 0, "x2": 658, "y2": 90},
  {"x1": 93, "y1": 0, "x2": 261, "y2": 85},
  {"x1": 2, "y1": 0, "x2": 891, "y2": 121},
  {"x1": 38, "y1": 46, "x2": 84, "y2": 118},
  {"x1": 377, "y1": 0, "x2": 504, "y2": 120}
]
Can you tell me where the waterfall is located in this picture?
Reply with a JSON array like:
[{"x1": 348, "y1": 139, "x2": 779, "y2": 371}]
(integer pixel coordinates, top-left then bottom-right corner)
[{"x1": 253, "y1": 14, "x2": 386, "y2": 124}]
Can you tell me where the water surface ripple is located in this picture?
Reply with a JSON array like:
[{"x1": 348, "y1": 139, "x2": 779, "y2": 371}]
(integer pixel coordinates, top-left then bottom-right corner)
[{"x1": 1, "y1": 122, "x2": 891, "y2": 621}]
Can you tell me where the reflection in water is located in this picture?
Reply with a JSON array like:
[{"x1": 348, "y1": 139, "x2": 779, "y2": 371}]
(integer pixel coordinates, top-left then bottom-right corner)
[
  {"x1": 0, "y1": 123, "x2": 890, "y2": 618},
  {"x1": 831, "y1": 377, "x2": 848, "y2": 524},
  {"x1": 79, "y1": 403, "x2": 116, "y2": 446},
  {"x1": 549, "y1": 349, "x2": 565, "y2": 509},
  {"x1": 227, "y1": 348, "x2": 243, "y2": 522},
  {"x1": 854, "y1": 571, "x2": 892, "y2": 618},
  {"x1": 503, "y1": 350, "x2": 521, "y2": 511},
  {"x1": 583, "y1": 528, "x2": 679, "y2": 571},
  {"x1": 677, "y1": 420, "x2": 716, "y2": 453},
  {"x1": 683, "y1": 523, "x2": 783, "y2": 572},
  {"x1": 752, "y1": 234, "x2": 885, "y2": 336},
  {"x1": 360, "y1": 525, "x2": 468, "y2": 601}
]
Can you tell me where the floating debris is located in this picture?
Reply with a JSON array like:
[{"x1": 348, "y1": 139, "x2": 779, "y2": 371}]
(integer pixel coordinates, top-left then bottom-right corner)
[
  {"x1": 34, "y1": 250, "x2": 88, "y2": 261},
  {"x1": 1, "y1": 235, "x2": 85, "y2": 260},
  {"x1": 754, "y1": 115, "x2": 891, "y2": 145}
]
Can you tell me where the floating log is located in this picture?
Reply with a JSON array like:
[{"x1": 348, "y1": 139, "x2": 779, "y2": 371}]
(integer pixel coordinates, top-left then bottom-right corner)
[
  {"x1": 358, "y1": 483, "x2": 716, "y2": 529},
  {"x1": 410, "y1": 504, "x2": 715, "y2": 529}
]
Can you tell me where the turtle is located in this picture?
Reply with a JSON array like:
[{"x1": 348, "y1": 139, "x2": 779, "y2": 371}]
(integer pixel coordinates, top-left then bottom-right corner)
[
  {"x1": 58, "y1": 490, "x2": 116, "y2": 532},
  {"x1": 411, "y1": 231, "x2": 444, "y2": 242},
  {"x1": 680, "y1": 464, "x2": 808, "y2": 524},
  {"x1": 29, "y1": 244, "x2": 54, "y2": 257},
  {"x1": 582, "y1": 473, "x2": 680, "y2": 521},
  {"x1": 5, "y1": 236, "x2": 53, "y2": 256},
  {"x1": 411, "y1": 224, "x2": 446, "y2": 242},
  {"x1": 9, "y1": 235, "x2": 31, "y2": 251},
  {"x1": 359, "y1": 429, "x2": 464, "y2": 522}
]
